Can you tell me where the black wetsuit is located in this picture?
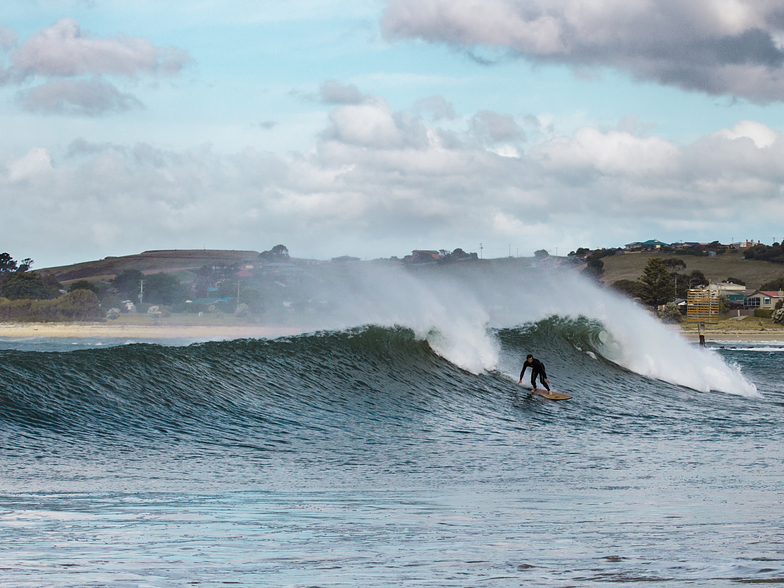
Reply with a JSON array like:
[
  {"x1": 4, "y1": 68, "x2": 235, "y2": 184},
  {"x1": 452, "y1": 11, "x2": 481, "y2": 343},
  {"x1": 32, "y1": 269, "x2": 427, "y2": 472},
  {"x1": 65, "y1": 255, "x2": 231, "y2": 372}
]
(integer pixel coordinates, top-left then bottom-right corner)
[{"x1": 520, "y1": 358, "x2": 550, "y2": 391}]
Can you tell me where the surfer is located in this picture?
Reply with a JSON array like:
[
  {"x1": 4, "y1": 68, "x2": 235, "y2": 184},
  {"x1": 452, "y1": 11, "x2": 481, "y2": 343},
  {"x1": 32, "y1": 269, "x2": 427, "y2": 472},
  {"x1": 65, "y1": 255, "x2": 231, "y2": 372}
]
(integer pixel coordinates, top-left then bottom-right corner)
[{"x1": 518, "y1": 354, "x2": 551, "y2": 392}]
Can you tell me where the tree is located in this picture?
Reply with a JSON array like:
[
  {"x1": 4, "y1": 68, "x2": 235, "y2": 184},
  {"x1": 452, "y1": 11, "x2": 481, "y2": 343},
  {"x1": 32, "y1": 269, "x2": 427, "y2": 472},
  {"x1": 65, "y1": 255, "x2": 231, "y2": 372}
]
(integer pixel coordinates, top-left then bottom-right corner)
[
  {"x1": 143, "y1": 273, "x2": 187, "y2": 305},
  {"x1": 68, "y1": 280, "x2": 99, "y2": 295},
  {"x1": 660, "y1": 302, "x2": 683, "y2": 323},
  {"x1": 725, "y1": 277, "x2": 746, "y2": 286},
  {"x1": 637, "y1": 258, "x2": 676, "y2": 307},
  {"x1": 113, "y1": 269, "x2": 144, "y2": 300},
  {"x1": 259, "y1": 244, "x2": 290, "y2": 260},
  {"x1": 582, "y1": 257, "x2": 604, "y2": 279},
  {"x1": 0, "y1": 253, "x2": 18, "y2": 274},
  {"x1": 671, "y1": 272, "x2": 690, "y2": 299},
  {"x1": 689, "y1": 269, "x2": 709, "y2": 288},
  {"x1": 438, "y1": 248, "x2": 478, "y2": 263},
  {"x1": 50, "y1": 289, "x2": 102, "y2": 320},
  {"x1": 663, "y1": 258, "x2": 686, "y2": 270},
  {"x1": 612, "y1": 279, "x2": 639, "y2": 298},
  {"x1": 760, "y1": 276, "x2": 784, "y2": 291},
  {"x1": 1, "y1": 271, "x2": 62, "y2": 300},
  {"x1": 534, "y1": 249, "x2": 549, "y2": 258},
  {"x1": 718, "y1": 294, "x2": 730, "y2": 313}
]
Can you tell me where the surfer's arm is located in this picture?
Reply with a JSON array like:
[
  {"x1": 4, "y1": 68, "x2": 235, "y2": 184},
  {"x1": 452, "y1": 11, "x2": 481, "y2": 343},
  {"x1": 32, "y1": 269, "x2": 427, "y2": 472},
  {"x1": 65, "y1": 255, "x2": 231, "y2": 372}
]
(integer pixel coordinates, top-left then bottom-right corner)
[{"x1": 518, "y1": 365, "x2": 528, "y2": 382}]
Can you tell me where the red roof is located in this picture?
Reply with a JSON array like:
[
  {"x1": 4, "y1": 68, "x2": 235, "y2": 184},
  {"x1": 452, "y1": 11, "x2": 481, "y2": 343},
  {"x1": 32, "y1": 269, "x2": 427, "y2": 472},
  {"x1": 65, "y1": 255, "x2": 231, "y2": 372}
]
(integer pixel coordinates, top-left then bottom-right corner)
[{"x1": 235, "y1": 270, "x2": 253, "y2": 277}]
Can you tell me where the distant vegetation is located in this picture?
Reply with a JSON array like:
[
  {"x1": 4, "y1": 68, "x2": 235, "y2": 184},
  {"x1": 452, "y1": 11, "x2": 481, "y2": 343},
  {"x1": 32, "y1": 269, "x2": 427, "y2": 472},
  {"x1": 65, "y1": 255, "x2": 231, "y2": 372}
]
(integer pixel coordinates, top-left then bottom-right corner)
[
  {"x1": 1, "y1": 253, "x2": 103, "y2": 321},
  {"x1": 761, "y1": 276, "x2": 784, "y2": 291},
  {"x1": 4, "y1": 242, "x2": 784, "y2": 324},
  {"x1": 742, "y1": 242, "x2": 784, "y2": 264}
]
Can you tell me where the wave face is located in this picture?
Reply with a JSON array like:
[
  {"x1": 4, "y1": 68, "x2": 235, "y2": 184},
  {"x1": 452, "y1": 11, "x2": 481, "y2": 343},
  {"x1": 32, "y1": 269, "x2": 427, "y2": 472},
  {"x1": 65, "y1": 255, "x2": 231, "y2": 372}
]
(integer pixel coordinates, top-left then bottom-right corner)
[
  {"x1": 2, "y1": 310, "x2": 783, "y2": 586},
  {"x1": 0, "y1": 317, "x2": 766, "y2": 479}
]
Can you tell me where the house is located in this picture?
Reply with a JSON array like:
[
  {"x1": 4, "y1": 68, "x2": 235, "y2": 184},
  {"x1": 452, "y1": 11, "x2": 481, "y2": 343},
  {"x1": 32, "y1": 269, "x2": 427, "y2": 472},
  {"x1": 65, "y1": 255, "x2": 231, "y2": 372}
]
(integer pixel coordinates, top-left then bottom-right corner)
[
  {"x1": 744, "y1": 290, "x2": 784, "y2": 310},
  {"x1": 710, "y1": 282, "x2": 747, "y2": 295},
  {"x1": 404, "y1": 250, "x2": 441, "y2": 263},
  {"x1": 625, "y1": 239, "x2": 669, "y2": 251},
  {"x1": 731, "y1": 240, "x2": 759, "y2": 249}
]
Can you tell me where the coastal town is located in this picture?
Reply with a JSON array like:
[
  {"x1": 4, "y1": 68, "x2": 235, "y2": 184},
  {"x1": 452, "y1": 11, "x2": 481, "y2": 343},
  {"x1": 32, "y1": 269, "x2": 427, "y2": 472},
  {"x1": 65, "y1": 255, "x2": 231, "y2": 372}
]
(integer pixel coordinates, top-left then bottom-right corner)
[{"x1": 1, "y1": 238, "x2": 783, "y2": 337}]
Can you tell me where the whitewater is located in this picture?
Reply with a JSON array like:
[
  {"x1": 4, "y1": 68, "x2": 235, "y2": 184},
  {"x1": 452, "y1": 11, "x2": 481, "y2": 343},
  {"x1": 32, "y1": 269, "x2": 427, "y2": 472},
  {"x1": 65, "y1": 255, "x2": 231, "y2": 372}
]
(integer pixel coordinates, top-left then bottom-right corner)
[{"x1": 1, "y1": 264, "x2": 782, "y2": 587}]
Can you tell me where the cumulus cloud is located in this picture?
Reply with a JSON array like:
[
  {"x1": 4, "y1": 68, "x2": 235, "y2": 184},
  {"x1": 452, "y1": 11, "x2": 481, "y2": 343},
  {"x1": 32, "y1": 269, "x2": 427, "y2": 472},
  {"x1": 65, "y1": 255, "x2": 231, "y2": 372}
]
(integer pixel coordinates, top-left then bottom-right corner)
[
  {"x1": 412, "y1": 95, "x2": 457, "y2": 120},
  {"x1": 6, "y1": 147, "x2": 54, "y2": 182},
  {"x1": 381, "y1": 0, "x2": 784, "y2": 101},
  {"x1": 17, "y1": 76, "x2": 144, "y2": 116},
  {"x1": 319, "y1": 79, "x2": 365, "y2": 104},
  {"x1": 322, "y1": 97, "x2": 430, "y2": 149},
  {"x1": 10, "y1": 18, "x2": 188, "y2": 77},
  {"x1": 1, "y1": 19, "x2": 188, "y2": 116},
  {"x1": 469, "y1": 110, "x2": 525, "y2": 143},
  {"x1": 0, "y1": 25, "x2": 17, "y2": 50},
  {"x1": 4, "y1": 103, "x2": 784, "y2": 263}
]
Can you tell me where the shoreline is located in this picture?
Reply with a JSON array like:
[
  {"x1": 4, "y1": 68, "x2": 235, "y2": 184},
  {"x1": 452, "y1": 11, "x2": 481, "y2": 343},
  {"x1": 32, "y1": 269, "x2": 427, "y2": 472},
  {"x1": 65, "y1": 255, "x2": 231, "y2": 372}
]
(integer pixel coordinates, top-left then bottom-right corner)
[
  {"x1": 0, "y1": 322, "x2": 305, "y2": 340},
  {"x1": 1, "y1": 321, "x2": 783, "y2": 342},
  {"x1": 678, "y1": 330, "x2": 784, "y2": 342}
]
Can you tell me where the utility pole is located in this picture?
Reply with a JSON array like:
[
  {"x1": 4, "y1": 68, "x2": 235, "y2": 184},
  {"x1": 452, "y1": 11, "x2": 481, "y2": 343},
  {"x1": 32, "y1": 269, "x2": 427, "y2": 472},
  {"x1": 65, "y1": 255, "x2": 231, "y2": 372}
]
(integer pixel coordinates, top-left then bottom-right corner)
[
  {"x1": 139, "y1": 279, "x2": 144, "y2": 305},
  {"x1": 480, "y1": 243, "x2": 483, "y2": 259}
]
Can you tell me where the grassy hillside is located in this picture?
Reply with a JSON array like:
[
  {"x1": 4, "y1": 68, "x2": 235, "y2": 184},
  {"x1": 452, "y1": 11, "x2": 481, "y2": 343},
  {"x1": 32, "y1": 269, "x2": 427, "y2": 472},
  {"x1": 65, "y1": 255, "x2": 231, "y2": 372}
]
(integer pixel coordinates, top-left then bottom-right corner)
[
  {"x1": 38, "y1": 248, "x2": 784, "y2": 293},
  {"x1": 43, "y1": 250, "x2": 260, "y2": 285},
  {"x1": 600, "y1": 250, "x2": 784, "y2": 291}
]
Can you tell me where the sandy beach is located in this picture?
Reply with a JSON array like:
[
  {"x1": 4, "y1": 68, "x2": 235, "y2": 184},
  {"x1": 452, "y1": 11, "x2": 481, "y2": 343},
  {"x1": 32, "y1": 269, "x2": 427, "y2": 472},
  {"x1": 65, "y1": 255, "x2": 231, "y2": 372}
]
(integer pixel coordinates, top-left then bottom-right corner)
[
  {"x1": 678, "y1": 329, "x2": 784, "y2": 342},
  {"x1": 0, "y1": 321, "x2": 305, "y2": 340},
  {"x1": 1, "y1": 321, "x2": 782, "y2": 342}
]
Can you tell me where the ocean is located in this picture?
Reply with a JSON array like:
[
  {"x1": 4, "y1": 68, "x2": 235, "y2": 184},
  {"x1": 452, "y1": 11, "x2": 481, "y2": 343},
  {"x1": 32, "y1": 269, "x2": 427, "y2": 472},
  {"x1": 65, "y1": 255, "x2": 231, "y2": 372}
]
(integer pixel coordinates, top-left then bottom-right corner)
[{"x1": 1, "y1": 267, "x2": 782, "y2": 587}]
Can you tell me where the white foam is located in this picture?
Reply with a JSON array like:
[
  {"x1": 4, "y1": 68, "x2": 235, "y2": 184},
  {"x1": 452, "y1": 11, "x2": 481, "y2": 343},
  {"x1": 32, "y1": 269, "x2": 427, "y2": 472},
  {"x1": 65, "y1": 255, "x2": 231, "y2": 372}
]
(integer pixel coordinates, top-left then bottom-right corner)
[{"x1": 294, "y1": 262, "x2": 759, "y2": 395}]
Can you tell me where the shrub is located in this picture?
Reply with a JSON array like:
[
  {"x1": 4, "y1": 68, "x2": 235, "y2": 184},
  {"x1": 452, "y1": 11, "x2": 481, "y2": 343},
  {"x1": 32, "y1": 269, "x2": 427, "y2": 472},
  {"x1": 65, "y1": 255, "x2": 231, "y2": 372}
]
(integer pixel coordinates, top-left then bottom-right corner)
[
  {"x1": 773, "y1": 308, "x2": 784, "y2": 324},
  {"x1": 660, "y1": 302, "x2": 683, "y2": 323},
  {"x1": 754, "y1": 309, "x2": 774, "y2": 319}
]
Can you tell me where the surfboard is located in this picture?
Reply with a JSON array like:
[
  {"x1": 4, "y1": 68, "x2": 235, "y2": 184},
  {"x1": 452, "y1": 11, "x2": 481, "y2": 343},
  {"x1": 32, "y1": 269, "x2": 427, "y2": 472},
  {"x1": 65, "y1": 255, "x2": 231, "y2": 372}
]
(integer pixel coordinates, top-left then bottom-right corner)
[{"x1": 531, "y1": 389, "x2": 572, "y2": 401}]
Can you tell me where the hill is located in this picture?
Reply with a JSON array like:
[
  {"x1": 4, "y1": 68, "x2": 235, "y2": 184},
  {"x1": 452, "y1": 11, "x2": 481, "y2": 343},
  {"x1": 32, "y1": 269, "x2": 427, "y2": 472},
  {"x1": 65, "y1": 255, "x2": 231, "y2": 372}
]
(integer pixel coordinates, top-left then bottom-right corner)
[
  {"x1": 599, "y1": 250, "x2": 784, "y2": 291},
  {"x1": 43, "y1": 250, "x2": 260, "y2": 284},
  {"x1": 38, "y1": 248, "x2": 784, "y2": 293}
]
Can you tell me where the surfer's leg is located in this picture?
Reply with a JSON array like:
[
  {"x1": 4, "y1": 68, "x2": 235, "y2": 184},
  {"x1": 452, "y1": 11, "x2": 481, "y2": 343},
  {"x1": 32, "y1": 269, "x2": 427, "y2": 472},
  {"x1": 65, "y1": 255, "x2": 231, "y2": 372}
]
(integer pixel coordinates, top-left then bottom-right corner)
[
  {"x1": 540, "y1": 374, "x2": 550, "y2": 391},
  {"x1": 530, "y1": 372, "x2": 537, "y2": 389}
]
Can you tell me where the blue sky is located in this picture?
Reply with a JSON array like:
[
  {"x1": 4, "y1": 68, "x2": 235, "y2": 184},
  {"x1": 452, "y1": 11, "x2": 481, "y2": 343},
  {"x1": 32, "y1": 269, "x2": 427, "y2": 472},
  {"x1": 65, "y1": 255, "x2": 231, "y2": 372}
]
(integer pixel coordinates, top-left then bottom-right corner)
[{"x1": 3, "y1": 0, "x2": 784, "y2": 266}]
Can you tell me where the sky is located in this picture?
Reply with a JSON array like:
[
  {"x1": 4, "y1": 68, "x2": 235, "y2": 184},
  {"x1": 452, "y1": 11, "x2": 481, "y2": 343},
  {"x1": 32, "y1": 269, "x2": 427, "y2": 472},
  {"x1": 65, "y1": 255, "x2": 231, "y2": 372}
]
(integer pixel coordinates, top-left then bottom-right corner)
[{"x1": 2, "y1": 0, "x2": 784, "y2": 267}]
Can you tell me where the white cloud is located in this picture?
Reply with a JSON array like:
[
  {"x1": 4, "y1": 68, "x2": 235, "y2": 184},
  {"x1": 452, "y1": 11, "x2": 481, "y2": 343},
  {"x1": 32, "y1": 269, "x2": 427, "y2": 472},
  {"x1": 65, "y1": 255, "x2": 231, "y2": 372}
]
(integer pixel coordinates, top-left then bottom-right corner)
[
  {"x1": 1, "y1": 19, "x2": 189, "y2": 116},
  {"x1": 319, "y1": 79, "x2": 365, "y2": 104},
  {"x1": 713, "y1": 119, "x2": 779, "y2": 148},
  {"x1": 10, "y1": 18, "x2": 188, "y2": 77},
  {"x1": 324, "y1": 98, "x2": 429, "y2": 149},
  {"x1": 3, "y1": 104, "x2": 784, "y2": 265},
  {"x1": 0, "y1": 25, "x2": 17, "y2": 50},
  {"x1": 7, "y1": 147, "x2": 54, "y2": 182},
  {"x1": 470, "y1": 110, "x2": 525, "y2": 143},
  {"x1": 381, "y1": 0, "x2": 784, "y2": 101},
  {"x1": 18, "y1": 76, "x2": 144, "y2": 116},
  {"x1": 412, "y1": 95, "x2": 457, "y2": 121}
]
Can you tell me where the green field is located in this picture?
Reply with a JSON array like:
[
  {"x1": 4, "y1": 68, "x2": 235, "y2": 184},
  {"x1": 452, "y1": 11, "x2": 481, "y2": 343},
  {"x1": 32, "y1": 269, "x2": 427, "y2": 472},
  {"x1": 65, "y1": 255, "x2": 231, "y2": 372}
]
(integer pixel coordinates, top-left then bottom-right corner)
[{"x1": 600, "y1": 250, "x2": 784, "y2": 291}]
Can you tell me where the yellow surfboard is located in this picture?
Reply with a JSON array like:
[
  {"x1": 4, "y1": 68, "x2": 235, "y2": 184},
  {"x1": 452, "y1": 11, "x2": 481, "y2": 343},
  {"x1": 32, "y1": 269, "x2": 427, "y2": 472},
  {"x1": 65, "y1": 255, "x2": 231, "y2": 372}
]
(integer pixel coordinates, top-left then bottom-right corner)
[{"x1": 531, "y1": 389, "x2": 572, "y2": 401}]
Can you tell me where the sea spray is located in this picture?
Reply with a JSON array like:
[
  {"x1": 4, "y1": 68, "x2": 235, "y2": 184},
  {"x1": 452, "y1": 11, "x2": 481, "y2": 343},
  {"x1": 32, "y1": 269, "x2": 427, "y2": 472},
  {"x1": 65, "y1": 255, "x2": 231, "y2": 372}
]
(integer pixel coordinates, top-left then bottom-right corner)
[{"x1": 279, "y1": 262, "x2": 757, "y2": 395}]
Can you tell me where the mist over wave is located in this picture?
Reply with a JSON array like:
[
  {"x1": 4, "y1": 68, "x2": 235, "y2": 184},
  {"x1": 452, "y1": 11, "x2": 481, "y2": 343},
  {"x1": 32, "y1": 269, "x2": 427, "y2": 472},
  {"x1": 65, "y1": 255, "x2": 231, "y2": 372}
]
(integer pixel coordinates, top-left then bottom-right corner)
[{"x1": 273, "y1": 262, "x2": 757, "y2": 396}]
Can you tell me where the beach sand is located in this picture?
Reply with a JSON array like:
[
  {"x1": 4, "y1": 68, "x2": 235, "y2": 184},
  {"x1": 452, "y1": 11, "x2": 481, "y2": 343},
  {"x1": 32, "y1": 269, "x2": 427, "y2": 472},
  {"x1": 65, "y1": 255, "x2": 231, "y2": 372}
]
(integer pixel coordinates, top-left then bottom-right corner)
[
  {"x1": 678, "y1": 330, "x2": 784, "y2": 342},
  {"x1": 0, "y1": 322, "x2": 304, "y2": 340},
  {"x1": 1, "y1": 321, "x2": 782, "y2": 342}
]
